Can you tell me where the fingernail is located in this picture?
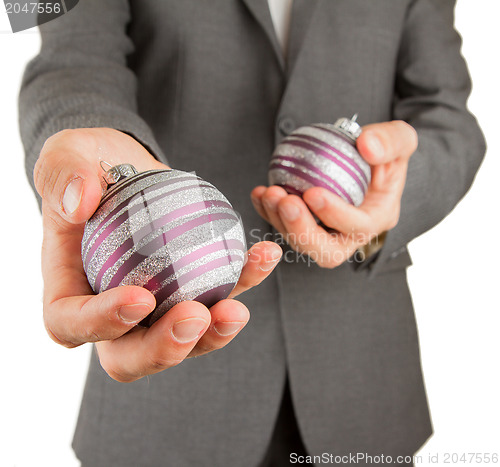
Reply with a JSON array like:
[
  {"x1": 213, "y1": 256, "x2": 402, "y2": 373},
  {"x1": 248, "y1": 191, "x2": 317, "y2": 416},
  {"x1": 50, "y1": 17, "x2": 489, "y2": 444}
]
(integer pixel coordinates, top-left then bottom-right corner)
[
  {"x1": 172, "y1": 318, "x2": 208, "y2": 343},
  {"x1": 62, "y1": 178, "x2": 84, "y2": 215},
  {"x1": 263, "y1": 196, "x2": 280, "y2": 212},
  {"x1": 279, "y1": 203, "x2": 300, "y2": 222},
  {"x1": 366, "y1": 133, "x2": 385, "y2": 160},
  {"x1": 118, "y1": 303, "x2": 152, "y2": 323},
  {"x1": 308, "y1": 194, "x2": 325, "y2": 210},
  {"x1": 260, "y1": 248, "x2": 282, "y2": 271},
  {"x1": 213, "y1": 321, "x2": 245, "y2": 337}
]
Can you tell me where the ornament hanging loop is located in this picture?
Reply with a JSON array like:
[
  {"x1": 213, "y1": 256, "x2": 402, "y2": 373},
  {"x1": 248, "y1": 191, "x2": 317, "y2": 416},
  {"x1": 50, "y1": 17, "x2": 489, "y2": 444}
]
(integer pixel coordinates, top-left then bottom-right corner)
[{"x1": 99, "y1": 160, "x2": 113, "y2": 172}]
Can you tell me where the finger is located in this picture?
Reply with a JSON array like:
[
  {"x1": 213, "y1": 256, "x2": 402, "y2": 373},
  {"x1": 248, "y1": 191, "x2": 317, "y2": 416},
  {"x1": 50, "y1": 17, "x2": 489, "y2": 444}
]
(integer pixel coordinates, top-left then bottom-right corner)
[
  {"x1": 188, "y1": 299, "x2": 250, "y2": 358},
  {"x1": 250, "y1": 186, "x2": 270, "y2": 222},
  {"x1": 277, "y1": 195, "x2": 353, "y2": 268},
  {"x1": 357, "y1": 120, "x2": 418, "y2": 165},
  {"x1": 260, "y1": 185, "x2": 289, "y2": 232},
  {"x1": 228, "y1": 241, "x2": 282, "y2": 299},
  {"x1": 35, "y1": 128, "x2": 168, "y2": 228},
  {"x1": 35, "y1": 131, "x2": 103, "y2": 227},
  {"x1": 96, "y1": 301, "x2": 211, "y2": 382},
  {"x1": 44, "y1": 285, "x2": 156, "y2": 348},
  {"x1": 303, "y1": 187, "x2": 399, "y2": 237}
]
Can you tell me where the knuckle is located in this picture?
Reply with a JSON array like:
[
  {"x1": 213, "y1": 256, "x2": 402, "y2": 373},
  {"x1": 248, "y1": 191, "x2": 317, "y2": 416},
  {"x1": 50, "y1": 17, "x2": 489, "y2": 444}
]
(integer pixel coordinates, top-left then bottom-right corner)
[
  {"x1": 43, "y1": 317, "x2": 77, "y2": 349},
  {"x1": 33, "y1": 151, "x2": 50, "y2": 197},
  {"x1": 34, "y1": 150, "x2": 66, "y2": 203},
  {"x1": 314, "y1": 248, "x2": 345, "y2": 269},
  {"x1": 310, "y1": 251, "x2": 336, "y2": 269},
  {"x1": 387, "y1": 217, "x2": 399, "y2": 230},
  {"x1": 146, "y1": 352, "x2": 181, "y2": 371},
  {"x1": 106, "y1": 368, "x2": 136, "y2": 383},
  {"x1": 96, "y1": 350, "x2": 137, "y2": 383},
  {"x1": 393, "y1": 120, "x2": 418, "y2": 154},
  {"x1": 79, "y1": 326, "x2": 102, "y2": 344},
  {"x1": 386, "y1": 211, "x2": 400, "y2": 230},
  {"x1": 318, "y1": 259, "x2": 338, "y2": 269},
  {"x1": 46, "y1": 128, "x2": 83, "y2": 147},
  {"x1": 35, "y1": 128, "x2": 91, "y2": 204},
  {"x1": 194, "y1": 340, "x2": 217, "y2": 354}
]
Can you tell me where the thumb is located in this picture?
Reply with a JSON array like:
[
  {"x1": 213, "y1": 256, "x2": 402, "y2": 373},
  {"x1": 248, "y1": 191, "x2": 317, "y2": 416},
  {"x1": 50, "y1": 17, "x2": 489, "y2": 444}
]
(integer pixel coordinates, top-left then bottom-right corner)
[
  {"x1": 357, "y1": 120, "x2": 418, "y2": 165},
  {"x1": 34, "y1": 131, "x2": 103, "y2": 226}
]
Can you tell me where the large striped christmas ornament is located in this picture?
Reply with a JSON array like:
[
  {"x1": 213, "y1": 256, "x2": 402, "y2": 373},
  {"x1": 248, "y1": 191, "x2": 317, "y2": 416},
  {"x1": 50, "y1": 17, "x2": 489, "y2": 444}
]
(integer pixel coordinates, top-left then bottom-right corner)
[
  {"x1": 82, "y1": 164, "x2": 246, "y2": 327},
  {"x1": 269, "y1": 115, "x2": 371, "y2": 206}
]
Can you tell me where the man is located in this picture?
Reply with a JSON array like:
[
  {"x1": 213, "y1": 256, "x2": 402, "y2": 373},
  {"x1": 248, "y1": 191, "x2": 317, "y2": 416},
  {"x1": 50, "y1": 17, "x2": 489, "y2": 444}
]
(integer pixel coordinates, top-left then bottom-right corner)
[{"x1": 20, "y1": 0, "x2": 485, "y2": 465}]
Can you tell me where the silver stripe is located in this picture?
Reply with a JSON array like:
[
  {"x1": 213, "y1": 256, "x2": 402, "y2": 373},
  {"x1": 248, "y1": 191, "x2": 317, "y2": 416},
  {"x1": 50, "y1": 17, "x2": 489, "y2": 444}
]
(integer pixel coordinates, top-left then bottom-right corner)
[
  {"x1": 83, "y1": 183, "x2": 231, "y2": 265},
  {"x1": 119, "y1": 246, "x2": 245, "y2": 295},
  {"x1": 271, "y1": 158, "x2": 365, "y2": 205},
  {"x1": 154, "y1": 265, "x2": 240, "y2": 314},
  {"x1": 96, "y1": 215, "x2": 242, "y2": 292},
  {"x1": 293, "y1": 126, "x2": 371, "y2": 184},
  {"x1": 82, "y1": 177, "x2": 206, "y2": 251}
]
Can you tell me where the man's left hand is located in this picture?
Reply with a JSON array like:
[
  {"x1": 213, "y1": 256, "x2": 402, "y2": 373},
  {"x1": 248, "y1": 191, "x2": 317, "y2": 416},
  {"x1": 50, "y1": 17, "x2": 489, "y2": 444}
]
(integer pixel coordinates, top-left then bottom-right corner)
[{"x1": 251, "y1": 120, "x2": 418, "y2": 268}]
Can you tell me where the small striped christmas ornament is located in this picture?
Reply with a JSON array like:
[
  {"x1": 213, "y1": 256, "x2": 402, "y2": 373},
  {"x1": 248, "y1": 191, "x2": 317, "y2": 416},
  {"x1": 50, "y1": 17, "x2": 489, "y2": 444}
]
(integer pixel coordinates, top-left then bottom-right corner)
[
  {"x1": 269, "y1": 115, "x2": 371, "y2": 207},
  {"x1": 82, "y1": 164, "x2": 246, "y2": 327}
]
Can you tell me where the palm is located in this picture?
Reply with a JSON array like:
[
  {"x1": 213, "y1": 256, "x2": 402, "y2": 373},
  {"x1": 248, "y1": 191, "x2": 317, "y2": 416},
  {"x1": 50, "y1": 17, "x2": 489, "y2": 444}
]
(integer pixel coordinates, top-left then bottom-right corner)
[{"x1": 37, "y1": 127, "x2": 282, "y2": 382}]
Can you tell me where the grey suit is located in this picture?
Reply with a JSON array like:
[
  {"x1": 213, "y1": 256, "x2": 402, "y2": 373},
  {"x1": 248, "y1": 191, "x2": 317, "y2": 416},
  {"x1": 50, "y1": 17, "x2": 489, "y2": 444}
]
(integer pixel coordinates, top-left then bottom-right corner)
[{"x1": 19, "y1": 1, "x2": 485, "y2": 466}]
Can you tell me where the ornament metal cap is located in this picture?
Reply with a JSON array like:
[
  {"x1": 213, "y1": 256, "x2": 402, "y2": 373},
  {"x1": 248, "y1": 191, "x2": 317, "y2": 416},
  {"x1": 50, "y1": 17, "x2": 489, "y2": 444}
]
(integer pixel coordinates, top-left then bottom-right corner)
[
  {"x1": 100, "y1": 161, "x2": 139, "y2": 186},
  {"x1": 333, "y1": 114, "x2": 362, "y2": 142}
]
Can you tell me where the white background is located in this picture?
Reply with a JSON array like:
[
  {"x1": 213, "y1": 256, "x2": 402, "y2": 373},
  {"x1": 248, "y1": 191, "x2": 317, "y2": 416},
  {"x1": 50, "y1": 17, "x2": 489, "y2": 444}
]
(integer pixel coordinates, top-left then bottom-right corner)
[{"x1": 0, "y1": 2, "x2": 498, "y2": 466}]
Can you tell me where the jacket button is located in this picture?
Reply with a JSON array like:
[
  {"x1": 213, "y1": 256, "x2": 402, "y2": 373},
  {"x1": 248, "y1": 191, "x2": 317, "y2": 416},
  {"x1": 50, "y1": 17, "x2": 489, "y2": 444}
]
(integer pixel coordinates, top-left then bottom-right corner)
[{"x1": 278, "y1": 116, "x2": 296, "y2": 136}]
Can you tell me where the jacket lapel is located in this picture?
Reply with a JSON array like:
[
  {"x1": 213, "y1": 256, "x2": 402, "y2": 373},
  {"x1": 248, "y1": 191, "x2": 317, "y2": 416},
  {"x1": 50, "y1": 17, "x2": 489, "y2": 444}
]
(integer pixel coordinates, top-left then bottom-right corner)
[
  {"x1": 241, "y1": 0, "x2": 318, "y2": 77},
  {"x1": 240, "y1": 0, "x2": 285, "y2": 71},
  {"x1": 286, "y1": 0, "x2": 318, "y2": 77}
]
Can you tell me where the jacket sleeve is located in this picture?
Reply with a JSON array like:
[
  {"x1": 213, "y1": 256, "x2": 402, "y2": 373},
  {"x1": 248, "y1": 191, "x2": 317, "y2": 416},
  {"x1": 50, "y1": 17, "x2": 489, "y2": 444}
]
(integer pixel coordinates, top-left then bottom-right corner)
[
  {"x1": 370, "y1": 0, "x2": 486, "y2": 274},
  {"x1": 19, "y1": 0, "x2": 166, "y2": 203}
]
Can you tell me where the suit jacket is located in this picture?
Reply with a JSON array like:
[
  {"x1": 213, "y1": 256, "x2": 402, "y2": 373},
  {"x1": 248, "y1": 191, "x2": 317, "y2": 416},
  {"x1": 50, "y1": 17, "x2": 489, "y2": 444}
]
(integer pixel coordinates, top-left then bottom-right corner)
[{"x1": 19, "y1": 1, "x2": 486, "y2": 466}]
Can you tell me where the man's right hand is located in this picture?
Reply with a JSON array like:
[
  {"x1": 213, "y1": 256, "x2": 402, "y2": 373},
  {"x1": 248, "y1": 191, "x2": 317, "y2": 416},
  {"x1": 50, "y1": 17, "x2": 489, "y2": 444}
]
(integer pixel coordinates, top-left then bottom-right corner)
[{"x1": 35, "y1": 128, "x2": 282, "y2": 382}]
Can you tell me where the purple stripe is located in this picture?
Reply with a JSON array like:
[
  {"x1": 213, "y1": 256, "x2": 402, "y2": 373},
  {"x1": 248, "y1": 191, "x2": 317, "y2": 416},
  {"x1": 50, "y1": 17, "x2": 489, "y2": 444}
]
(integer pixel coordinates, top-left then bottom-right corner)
[
  {"x1": 101, "y1": 202, "x2": 233, "y2": 290},
  {"x1": 143, "y1": 281, "x2": 237, "y2": 327},
  {"x1": 87, "y1": 196, "x2": 229, "y2": 271},
  {"x1": 280, "y1": 183, "x2": 304, "y2": 196},
  {"x1": 193, "y1": 283, "x2": 237, "y2": 308},
  {"x1": 84, "y1": 175, "x2": 202, "y2": 252},
  {"x1": 153, "y1": 255, "x2": 242, "y2": 307},
  {"x1": 311, "y1": 124, "x2": 357, "y2": 148},
  {"x1": 144, "y1": 238, "x2": 245, "y2": 292},
  {"x1": 271, "y1": 155, "x2": 360, "y2": 201},
  {"x1": 269, "y1": 162, "x2": 354, "y2": 205},
  {"x1": 290, "y1": 134, "x2": 369, "y2": 187},
  {"x1": 302, "y1": 130, "x2": 370, "y2": 185},
  {"x1": 84, "y1": 182, "x2": 212, "y2": 266},
  {"x1": 96, "y1": 211, "x2": 237, "y2": 292}
]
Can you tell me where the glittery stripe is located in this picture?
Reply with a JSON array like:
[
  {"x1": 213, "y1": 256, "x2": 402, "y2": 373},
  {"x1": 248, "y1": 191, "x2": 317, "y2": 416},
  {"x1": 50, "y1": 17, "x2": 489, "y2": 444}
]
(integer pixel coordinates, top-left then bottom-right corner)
[
  {"x1": 101, "y1": 203, "x2": 234, "y2": 290},
  {"x1": 287, "y1": 135, "x2": 368, "y2": 190},
  {"x1": 271, "y1": 155, "x2": 358, "y2": 200},
  {"x1": 84, "y1": 175, "x2": 203, "y2": 253},
  {"x1": 99, "y1": 170, "x2": 165, "y2": 207},
  {"x1": 193, "y1": 282, "x2": 237, "y2": 309},
  {"x1": 310, "y1": 124, "x2": 358, "y2": 148},
  {"x1": 152, "y1": 255, "x2": 242, "y2": 308},
  {"x1": 269, "y1": 162, "x2": 353, "y2": 204},
  {"x1": 307, "y1": 126, "x2": 370, "y2": 182},
  {"x1": 97, "y1": 211, "x2": 237, "y2": 292},
  {"x1": 144, "y1": 238, "x2": 245, "y2": 293},
  {"x1": 83, "y1": 182, "x2": 212, "y2": 266}
]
